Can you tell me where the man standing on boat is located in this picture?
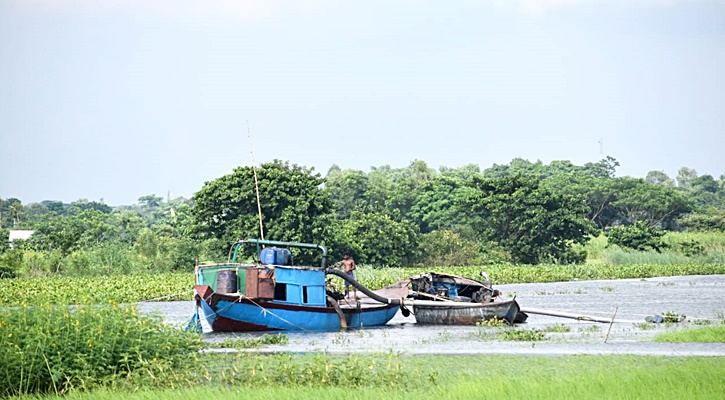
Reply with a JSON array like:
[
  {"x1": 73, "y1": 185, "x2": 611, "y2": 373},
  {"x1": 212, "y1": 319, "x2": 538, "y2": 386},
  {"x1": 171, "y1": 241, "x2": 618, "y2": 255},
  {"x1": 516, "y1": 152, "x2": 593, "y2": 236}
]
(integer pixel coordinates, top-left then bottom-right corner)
[{"x1": 340, "y1": 253, "x2": 357, "y2": 297}]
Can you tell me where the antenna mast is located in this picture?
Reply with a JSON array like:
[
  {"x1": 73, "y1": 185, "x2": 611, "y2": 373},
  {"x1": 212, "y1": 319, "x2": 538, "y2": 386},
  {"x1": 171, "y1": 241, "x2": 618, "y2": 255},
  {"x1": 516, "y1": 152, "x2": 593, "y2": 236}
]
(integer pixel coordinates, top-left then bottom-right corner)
[{"x1": 247, "y1": 121, "x2": 265, "y2": 240}]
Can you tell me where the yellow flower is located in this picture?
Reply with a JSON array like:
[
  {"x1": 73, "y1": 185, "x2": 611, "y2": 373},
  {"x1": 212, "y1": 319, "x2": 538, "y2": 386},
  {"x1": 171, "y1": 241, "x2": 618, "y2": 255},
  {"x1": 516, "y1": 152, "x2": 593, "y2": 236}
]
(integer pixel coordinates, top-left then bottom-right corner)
[
  {"x1": 75, "y1": 320, "x2": 80, "y2": 326},
  {"x1": 7, "y1": 333, "x2": 11, "y2": 338}
]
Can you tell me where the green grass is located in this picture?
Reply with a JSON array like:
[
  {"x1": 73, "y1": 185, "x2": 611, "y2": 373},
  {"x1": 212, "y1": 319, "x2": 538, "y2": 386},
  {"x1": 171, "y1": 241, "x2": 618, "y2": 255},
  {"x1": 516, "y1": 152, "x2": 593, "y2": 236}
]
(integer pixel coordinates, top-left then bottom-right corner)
[
  {"x1": 585, "y1": 231, "x2": 725, "y2": 266},
  {"x1": 15, "y1": 355, "x2": 725, "y2": 400},
  {"x1": 0, "y1": 302, "x2": 202, "y2": 397},
  {"x1": 654, "y1": 326, "x2": 725, "y2": 343}
]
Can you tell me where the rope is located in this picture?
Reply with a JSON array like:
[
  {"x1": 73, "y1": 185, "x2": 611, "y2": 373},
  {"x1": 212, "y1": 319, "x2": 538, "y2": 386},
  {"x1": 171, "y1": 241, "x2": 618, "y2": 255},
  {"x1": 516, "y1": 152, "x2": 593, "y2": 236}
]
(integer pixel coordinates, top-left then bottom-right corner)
[
  {"x1": 196, "y1": 292, "x2": 313, "y2": 332},
  {"x1": 239, "y1": 294, "x2": 313, "y2": 332}
]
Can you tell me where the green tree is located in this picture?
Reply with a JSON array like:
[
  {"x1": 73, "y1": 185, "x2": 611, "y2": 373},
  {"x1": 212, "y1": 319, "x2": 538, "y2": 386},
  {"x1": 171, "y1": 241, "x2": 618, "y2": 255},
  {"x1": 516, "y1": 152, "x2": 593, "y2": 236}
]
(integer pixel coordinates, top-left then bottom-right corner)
[
  {"x1": 191, "y1": 160, "x2": 334, "y2": 262},
  {"x1": 676, "y1": 167, "x2": 698, "y2": 188},
  {"x1": 460, "y1": 175, "x2": 595, "y2": 264},
  {"x1": 28, "y1": 209, "x2": 114, "y2": 256},
  {"x1": 330, "y1": 210, "x2": 418, "y2": 267},
  {"x1": 645, "y1": 170, "x2": 675, "y2": 187},
  {"x1": 606, "y1": 221, "x2": 666, "y2": 252},
  {"x1": 409, "y1": 175, "x2": 475, "y2": 233},
  {"x1": 325, "y1": 167, "x2": 369, "y2": 219},
  {"x1": 607, "y1": 178, "x2": 691, "y2": 228},
  {"x1": 678, "y1": 209, "x2": 725, "y2": 232},
  {"x1": 138, "y1": 194, "x2": 163, "y2": 208}
]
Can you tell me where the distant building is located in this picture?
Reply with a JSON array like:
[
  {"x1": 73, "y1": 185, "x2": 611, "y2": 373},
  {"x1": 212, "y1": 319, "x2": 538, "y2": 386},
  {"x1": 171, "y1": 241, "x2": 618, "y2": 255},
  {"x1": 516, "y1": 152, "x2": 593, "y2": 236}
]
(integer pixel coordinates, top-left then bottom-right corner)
[{"x1": 8, "y1": 230, "x2": 34, "y2": 249}]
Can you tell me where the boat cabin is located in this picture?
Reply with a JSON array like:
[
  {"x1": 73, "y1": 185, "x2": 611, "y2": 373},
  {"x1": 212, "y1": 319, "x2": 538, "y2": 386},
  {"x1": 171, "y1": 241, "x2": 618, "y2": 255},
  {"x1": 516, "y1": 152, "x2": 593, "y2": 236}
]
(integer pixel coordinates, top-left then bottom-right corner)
[{"x1": 195, "y1": 239, "x2": 329, "y2": 307}]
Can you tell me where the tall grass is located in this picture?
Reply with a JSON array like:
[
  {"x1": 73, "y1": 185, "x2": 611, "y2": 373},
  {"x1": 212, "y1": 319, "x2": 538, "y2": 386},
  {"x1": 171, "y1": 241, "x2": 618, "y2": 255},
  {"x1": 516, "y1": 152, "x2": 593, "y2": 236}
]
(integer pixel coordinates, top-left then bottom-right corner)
[
  {"x1": 0, "y1": 302, "x2": 202, "y2": 397},
  {"x1": 654, "y1": 326, "x2": 725, "y2": 343},
  {"x1": 585, "y1": 231, "x2": 725, "y2": 266},
  {"x1": 15, "y1": 355, "x2": 725, "y2": 400}
]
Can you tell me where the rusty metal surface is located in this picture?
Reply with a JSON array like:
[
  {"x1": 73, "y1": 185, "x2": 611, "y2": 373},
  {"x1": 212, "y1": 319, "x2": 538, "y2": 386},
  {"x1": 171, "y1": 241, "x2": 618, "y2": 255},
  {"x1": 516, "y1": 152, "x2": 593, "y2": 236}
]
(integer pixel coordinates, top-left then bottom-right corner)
[{"x1": 414, "y1": 299, "x2": 520, "y2": 325}]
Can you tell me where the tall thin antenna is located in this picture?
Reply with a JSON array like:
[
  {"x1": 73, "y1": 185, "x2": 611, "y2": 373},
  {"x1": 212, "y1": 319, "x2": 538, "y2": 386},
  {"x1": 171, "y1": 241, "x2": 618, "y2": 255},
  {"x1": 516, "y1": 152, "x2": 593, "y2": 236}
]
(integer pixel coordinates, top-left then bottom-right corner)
[{"x1": 247, "y1": 121, "x2": 265, "y2": 240}]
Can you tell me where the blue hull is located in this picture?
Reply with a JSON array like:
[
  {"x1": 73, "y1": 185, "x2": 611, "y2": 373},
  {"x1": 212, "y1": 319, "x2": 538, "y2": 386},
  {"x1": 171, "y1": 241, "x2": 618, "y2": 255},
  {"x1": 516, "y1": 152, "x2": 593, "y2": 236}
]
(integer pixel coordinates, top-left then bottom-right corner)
[{"x1": 197, "y1": 295, "x2": 399, "y2": 332}]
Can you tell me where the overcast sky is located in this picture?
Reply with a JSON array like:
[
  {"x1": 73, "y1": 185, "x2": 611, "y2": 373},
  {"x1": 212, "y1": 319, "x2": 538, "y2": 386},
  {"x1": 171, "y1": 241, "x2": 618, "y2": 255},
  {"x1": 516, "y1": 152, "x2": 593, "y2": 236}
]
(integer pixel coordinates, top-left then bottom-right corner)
[{"x1": 1, "y1": 0, "x2": 723, "y2": 206}]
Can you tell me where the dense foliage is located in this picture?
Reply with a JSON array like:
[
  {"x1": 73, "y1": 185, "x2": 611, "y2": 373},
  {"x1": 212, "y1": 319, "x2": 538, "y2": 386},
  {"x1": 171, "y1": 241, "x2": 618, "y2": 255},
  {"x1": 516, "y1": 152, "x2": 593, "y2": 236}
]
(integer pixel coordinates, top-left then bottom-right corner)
[
  {"x1": 461, "y1": 175, "x2": 595, "y2": 264},
  {"x1": 0, "y1": 302, "x2": 202, "y2": 396},
  {"x1": 2, "y1": 157, "x2": 725, "y2": 277}
]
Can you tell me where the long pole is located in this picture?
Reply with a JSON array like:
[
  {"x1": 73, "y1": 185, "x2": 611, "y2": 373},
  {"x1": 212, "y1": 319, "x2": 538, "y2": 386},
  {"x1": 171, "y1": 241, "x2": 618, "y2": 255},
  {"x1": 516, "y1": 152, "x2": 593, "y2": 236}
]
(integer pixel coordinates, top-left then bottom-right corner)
[
  {"x1": 247, "y1": 121, "x2": 265, "y2": 240},
  {"x1": 520, "y1": 307, "x2": 639, "y2": 324}
]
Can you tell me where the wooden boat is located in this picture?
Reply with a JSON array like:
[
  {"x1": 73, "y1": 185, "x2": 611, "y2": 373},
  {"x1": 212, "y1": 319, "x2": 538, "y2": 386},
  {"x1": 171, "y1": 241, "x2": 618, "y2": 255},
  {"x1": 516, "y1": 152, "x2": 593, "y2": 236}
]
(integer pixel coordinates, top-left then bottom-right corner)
[
  {"x1": 413, "y1": 298, "x2": 522, "y2": 325},
  {"x1": 193, "y1": 239, "x2": 407, "y2": 332},
  {"x1": 407, "y1": 272, "x2": 528, "y2": 325}
]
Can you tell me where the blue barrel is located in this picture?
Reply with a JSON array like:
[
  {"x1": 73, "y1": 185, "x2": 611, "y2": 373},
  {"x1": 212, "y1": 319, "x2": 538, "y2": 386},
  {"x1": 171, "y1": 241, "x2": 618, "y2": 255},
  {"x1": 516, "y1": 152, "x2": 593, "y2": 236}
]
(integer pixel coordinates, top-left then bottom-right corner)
[
  {"x1": 217, "y1": 270, "x2": 238, "y2": 293},
  {"x1": 260, "y1": 248, "x2": 276, "y2": 265},
  {"x1": 276, "y1": 248, "x2": 291, "y2": 265}
]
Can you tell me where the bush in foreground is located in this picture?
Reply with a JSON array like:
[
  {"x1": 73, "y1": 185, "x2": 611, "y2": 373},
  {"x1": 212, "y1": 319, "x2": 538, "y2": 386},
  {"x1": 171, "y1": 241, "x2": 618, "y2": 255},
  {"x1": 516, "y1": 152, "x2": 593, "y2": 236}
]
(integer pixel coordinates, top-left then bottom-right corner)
[{"x1": 0, "y1": 302, "x2": 202, "y2": 396}]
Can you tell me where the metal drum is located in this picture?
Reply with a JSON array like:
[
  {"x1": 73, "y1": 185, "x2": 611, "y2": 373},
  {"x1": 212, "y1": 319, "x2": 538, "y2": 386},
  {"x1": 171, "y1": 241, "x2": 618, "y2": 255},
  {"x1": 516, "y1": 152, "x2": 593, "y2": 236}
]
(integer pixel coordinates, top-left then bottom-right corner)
[{"x1": 216, "y1": 270, "x2": 238, "y2": 294}]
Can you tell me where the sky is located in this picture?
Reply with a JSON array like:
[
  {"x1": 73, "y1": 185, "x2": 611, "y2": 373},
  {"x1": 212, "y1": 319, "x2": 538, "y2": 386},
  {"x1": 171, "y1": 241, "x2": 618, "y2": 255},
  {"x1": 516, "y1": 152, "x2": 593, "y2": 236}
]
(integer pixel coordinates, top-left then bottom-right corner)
[{"x1": 1, "y1": 0, "x2": 723, "y2": 206}]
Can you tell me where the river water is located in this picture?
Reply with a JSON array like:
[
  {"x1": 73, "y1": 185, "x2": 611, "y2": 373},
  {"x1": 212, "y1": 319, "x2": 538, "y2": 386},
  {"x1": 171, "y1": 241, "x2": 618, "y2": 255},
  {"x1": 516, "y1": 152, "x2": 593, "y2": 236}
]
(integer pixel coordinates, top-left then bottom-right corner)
[{"x1": 139, "y1": 274, "x2": 725, "y2": 356}]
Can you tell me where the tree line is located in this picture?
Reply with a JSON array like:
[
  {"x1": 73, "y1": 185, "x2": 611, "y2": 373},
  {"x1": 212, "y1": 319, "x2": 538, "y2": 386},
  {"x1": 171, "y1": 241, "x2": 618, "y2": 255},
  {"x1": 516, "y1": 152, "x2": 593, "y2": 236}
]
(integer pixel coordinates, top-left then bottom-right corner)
[{"x1": 1, "y1": 157, "x2": 724, "y2": 277}]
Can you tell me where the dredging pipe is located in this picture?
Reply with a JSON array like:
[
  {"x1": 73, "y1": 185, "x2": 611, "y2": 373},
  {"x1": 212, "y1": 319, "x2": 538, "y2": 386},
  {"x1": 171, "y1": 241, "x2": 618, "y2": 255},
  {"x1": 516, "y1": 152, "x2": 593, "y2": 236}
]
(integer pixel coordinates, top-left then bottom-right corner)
[{"x1": 325, "y1": 268, "x2": 403, "y2": 306}]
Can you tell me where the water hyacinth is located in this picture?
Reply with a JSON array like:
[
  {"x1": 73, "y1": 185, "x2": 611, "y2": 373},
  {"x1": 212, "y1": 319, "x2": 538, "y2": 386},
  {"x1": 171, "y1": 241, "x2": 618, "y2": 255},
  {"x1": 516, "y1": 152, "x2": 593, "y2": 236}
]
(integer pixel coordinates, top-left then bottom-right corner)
[
  {"x1": 0, "y1": 302, "x2": 202, "y2": 396},
  {"x1": 0, "y1": 273, "x2": 192, "y2": 306}
]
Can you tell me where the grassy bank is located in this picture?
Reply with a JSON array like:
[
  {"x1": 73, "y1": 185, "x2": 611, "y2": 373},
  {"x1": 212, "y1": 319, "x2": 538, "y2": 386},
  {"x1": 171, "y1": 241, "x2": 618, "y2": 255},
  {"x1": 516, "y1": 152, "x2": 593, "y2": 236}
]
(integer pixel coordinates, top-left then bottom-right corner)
[{"x1": 16, "y1": 354, "x2": 725, "y2": 400}]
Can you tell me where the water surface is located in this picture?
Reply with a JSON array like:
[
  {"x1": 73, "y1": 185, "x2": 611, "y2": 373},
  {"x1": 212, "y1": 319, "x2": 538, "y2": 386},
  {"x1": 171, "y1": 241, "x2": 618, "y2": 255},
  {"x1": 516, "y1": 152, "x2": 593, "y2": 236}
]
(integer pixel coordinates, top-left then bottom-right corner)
[{"x1": 140, "y1": 274, "x2": 725, "y2": 356}]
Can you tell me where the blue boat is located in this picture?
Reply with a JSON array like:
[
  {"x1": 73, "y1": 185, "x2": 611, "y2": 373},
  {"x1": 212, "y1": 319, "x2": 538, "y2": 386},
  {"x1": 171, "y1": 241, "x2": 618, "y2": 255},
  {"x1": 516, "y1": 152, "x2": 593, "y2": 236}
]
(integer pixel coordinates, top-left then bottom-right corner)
[{"x1": 193, "y1": 239, "x2": 407, "y2": 332}]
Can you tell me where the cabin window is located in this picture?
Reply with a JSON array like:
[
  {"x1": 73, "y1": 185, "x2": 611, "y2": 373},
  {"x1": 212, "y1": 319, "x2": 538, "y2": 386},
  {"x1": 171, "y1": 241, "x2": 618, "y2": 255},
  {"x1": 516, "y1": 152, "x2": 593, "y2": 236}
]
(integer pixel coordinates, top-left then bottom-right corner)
[
  {"x1": 303, "y1": 286, "x2": 309, "y2": 303},
  {"x1": 274, "y1": 283, "x2": 287, "y2": 301}
]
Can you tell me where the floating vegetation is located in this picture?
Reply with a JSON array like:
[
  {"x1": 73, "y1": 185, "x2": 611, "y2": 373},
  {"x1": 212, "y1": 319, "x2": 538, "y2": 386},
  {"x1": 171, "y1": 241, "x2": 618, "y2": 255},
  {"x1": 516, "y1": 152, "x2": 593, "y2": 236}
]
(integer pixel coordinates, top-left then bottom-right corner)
[
  {"x1": 476, "y1": 316, "x2": 507, "y2": 328},
  {"x1": 578, "y1": 325, "x2": 601, "y2": 332},
  {"x1": 499, "y1": 328, "x2": 546, "y2": 342},
  {"x1": 543, "y1": 324, "x2": 572, "y2": 333},
  {"x1": 208, "y1": 334, "x2": 289, "y2": 349},
  {"x1": 0, "y1": 273, "x2": 191, "y2": 306},
  {"x1": 2, "y1": 263, "x2": 724, "y2": 307}
]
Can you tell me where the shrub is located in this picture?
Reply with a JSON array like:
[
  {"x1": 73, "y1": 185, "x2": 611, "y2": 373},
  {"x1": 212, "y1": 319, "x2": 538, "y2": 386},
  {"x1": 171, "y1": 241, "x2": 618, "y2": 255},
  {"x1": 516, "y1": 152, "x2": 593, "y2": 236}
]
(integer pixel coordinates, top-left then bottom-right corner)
[
  {"x1": 0, "y1": 249, "x2": 22, "y2": 278},
  {"x1": 606, "y1": 222, "x2": 666, "y2": 252},
  {"x1": 0, "y1": 302, "x2": 202, "y2": 396}
]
